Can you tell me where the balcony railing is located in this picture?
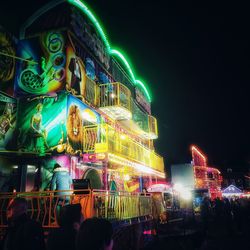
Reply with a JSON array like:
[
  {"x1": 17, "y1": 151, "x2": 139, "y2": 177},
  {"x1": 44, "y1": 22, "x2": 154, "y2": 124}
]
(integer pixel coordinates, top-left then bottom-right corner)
[
  {"x1": 81, "y1": 80, "x2": 158, "y2": 139},
  {"x1": 85, "y1": 76, "x2": 98, "y2": 106},
  {"x1": 120, "y1": 99, "x2": 158, "y2": 140},
  {"x1": 0, "y1": 190, "x2": 152, "y2": 229},
  {"x1": 99, "y1": 82, "x2": 132, "y2": 120},
  {"x1": 194, "y1": 166, "x2": 222, "y2": 190},
  {"x1": 148, "y1": 115, "x2": 158, "y2": 139},
  {"x1": 83, "y1": 124, "x2": 165, "y2": 173},
  {"x1": 149, "y1": 151, "x2": 164, "y2": 172}
]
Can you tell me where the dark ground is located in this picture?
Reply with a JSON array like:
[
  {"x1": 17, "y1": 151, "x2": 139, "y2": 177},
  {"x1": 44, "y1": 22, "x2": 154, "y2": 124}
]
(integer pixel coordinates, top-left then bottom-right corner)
[{"x1": 143, "y1": 210, "x2": 250, "y2": 250}]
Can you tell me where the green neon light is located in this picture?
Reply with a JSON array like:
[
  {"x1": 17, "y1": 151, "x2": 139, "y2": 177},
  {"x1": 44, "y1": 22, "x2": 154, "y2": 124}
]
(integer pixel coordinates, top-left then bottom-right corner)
[
  {"x1": 135, "y1": 80, "x2": 152, "y2": 102},
  {"x1": 109, "y1": 49, "x2": 136, "y2": 82},
  {"x1": 110, "y1": 50, "x2": 151, "y2": 102},
  {"x1": 67, "y1": 0, "x2": 152, "y2": 102},
  {"x1": 68, "y1": 0, "x2": 110, "y2": 49},
  {"x1": 20, "y1": 0, "x2": 152, "y2": 102}
]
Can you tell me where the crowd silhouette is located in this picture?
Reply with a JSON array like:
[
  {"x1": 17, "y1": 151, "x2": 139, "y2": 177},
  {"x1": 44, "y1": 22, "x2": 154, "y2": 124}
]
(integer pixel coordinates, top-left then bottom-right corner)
[
  {"x1": 198, "y1": 196, "x2": 250, "y2": 249},
  {"x1": 1, "y1": 198, "x2": 114, "y2": 250},
  {"x1": 200, "y1": 196, "x2": 250, "y2": 234},
  {"x1": 1, "y1": 196, "x2": 250, "y2": 250}
]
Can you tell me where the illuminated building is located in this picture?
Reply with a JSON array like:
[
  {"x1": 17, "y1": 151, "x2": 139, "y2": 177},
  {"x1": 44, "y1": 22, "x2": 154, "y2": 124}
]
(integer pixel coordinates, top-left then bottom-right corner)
[
  {"x1": 0, "y1": 0, "x2": 165, "y2": 195},
  {"x1": 171, "y1": 145, "x2": 222, "y2": 200},
  {"x1": 191, "y1": 145, "x2": 222, "y2": 199}
]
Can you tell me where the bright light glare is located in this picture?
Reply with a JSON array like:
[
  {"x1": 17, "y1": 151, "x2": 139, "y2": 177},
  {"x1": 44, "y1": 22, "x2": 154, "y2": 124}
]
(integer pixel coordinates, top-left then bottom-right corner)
[
  {"x1": 173, "y1": 183, "x2": 192, "y2": 201},
  {"x1": 82, "y1": 110, "x2": 97, "y2": 123},
  {"x1": 124, "y1": 174, "x2": 130, "y2": 181},
  {"x1": 120, "y1": 134, "x2": 126, "y2": 140},
  {"x1": 173, "y1": 183, "x2": 183, "y2": 192},
  {"x1": 180, "y1": 190, "x2": 192, "y2": 200}
]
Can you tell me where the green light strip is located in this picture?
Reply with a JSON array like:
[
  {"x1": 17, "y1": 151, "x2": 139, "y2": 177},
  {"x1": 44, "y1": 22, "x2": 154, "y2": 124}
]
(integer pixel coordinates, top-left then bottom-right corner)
[
  {"x1": 135, "y1": 80, "x2": 151, "y2": 102},
  {"x1": 110, "y1": 50, "x2": 151, "y2": 102},
  {"x1": 20, "y1": 0, "x2": 152, "y2": 102},
  {"x1": 109, "y1": 49, "x2": 136, "y2": 82},
  {"x1": 68, "y1": 0, "x2": 152, "y2": 102},
  {"x1": 68, "y1": 0, "x2": 110, "y2": 49}
]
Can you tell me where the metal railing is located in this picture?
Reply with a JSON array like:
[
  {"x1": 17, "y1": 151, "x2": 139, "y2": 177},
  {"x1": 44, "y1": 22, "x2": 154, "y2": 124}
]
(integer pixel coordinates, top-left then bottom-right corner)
[
  {"x1": 194, "y1": 166, "x2": 222, "y2": 190},
  {"x1": 83, "y1": 79, "x2": 157, "y2": 140},
  {"x1": 0, "y1": 190, "x2": 91, "y2": 228},
  {"x1": 85, "y1": 76, "x2": 98, "y2": 106},
  {"x1": 98, "y1": 82, "x2": 132, "y2": 120},
  {"x1": 131, "y1": 98, "x2": 149, "y2": 132},
  {"x1": 0, "y1": 190, "x2": 152, "y2": 229},
  {"x1": 93, "y1": 190, "x2": 152, "y2": 220},
  {"x1": 148, "y1": 115, "x2": 158, "y2": 138},
  {"x1": 99, "y1": 82, "x2": 131, "y2": 111},
  {"x1": 82, "y1": 124, "x2": 165, "y2": 173},
  {"x1": 149, "y1": 151, "x2": 164, "y2": 172}
]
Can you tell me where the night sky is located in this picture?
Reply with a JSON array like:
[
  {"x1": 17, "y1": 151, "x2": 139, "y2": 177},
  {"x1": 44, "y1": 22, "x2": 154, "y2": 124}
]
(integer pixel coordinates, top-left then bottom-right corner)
[{"x1": 1, "y1": 0, "x2": 249, "y2": 173}]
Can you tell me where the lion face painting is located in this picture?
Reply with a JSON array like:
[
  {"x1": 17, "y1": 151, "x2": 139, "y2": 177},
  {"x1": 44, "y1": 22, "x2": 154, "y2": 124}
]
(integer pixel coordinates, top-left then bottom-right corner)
[{"x1": 66, "y1": 105, "x2": 83, "y2": 149}]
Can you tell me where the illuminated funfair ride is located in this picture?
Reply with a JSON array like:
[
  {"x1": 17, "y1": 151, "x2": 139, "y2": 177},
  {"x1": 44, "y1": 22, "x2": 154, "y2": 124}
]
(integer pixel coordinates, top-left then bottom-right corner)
[
  {"x1": 0, "y1": 0, "x2": 166, "y2": 230},
  {"x1": 191, "y1": 145, "x2": 222, "y2": 200}
]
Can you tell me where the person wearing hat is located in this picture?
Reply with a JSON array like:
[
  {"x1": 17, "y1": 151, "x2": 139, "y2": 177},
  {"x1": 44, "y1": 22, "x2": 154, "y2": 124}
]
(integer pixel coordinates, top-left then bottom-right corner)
[{"x1": 51, "y1": 163, "x2": 73, "y2": 203}]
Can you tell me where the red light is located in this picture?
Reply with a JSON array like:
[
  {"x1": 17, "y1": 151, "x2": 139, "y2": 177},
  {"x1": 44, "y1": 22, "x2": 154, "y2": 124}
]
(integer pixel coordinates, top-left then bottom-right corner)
[{"x1": 191, "y1": 145, "x2": 207, "y2": 166}]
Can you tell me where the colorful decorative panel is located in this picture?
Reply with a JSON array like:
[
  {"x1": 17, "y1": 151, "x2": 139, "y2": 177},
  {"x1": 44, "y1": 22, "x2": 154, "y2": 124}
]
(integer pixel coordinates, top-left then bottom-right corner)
[
  {"x1": 15, "y1": 31, "x2": 66, "y2": 96},
  {"x1": 66, "y1": 94, "x2": 100, "y2": 151},
  {"x1": 0, "y1": 27, "x2": 16, "y2": 96},
  {"x1": 17, "y1": 93, "x2": 67, "y2": 155},
  {"x1": 65, "y1": 44, "x2": 87, "y2": 96},
  {"x1": 0, "y1": 92, "x2": 17, "y2": 150}
]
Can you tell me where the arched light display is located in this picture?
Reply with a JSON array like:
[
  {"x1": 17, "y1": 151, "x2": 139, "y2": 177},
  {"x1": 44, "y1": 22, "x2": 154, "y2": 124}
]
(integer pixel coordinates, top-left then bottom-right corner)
[{"x1": 20, "y1": 0, "x2": 152, "y2": 102}]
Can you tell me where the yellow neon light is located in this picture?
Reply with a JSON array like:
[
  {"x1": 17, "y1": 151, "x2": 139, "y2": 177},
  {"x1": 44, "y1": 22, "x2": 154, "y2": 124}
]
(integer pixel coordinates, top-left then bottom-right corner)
[{"x1": 108, "y1": 153, "x2": 165, "y2": 178}]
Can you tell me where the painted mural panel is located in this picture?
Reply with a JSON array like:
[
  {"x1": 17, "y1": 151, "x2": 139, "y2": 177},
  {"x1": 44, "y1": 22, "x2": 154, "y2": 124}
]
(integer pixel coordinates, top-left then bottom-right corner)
[
  {"x1": 14, "y1": 30, "x2": 110, "y2": 101},
  {"x1": 69, "y1": 33, "x2": 112, "y2": 84},
  {"x1": 0, "y1": 92, "x2": 17, "y2": 150},
  {"x1": 0, "y1": 27, "x2": 16, "y2": 96},
  {"x1": 66, "y1": 42, "x2": 87, "y2": 96},
  {"x1": 66, "y1": 33, "x2": 112, "y2": 99},
  {"x1": 66, "y1": 95, "x2": 100, "y2": 152},
  {"x1": 17, "y1": 93, "x2": 67, "y2": 155},
  {"x1": 15, "y1": 31, "x2": 66, "y2": 96}
]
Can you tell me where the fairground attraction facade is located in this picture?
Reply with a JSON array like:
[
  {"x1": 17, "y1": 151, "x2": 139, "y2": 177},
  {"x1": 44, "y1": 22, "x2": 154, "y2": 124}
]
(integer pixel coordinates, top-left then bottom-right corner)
[{"x1": 0, "y1": 0, "x2": 166, "y2": 231}]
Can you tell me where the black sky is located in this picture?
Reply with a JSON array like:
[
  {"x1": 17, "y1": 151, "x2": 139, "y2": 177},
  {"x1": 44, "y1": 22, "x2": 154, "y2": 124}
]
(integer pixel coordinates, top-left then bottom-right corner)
[{"x1": 1, "y1": 0, "x2": 249, "y2": 172}]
